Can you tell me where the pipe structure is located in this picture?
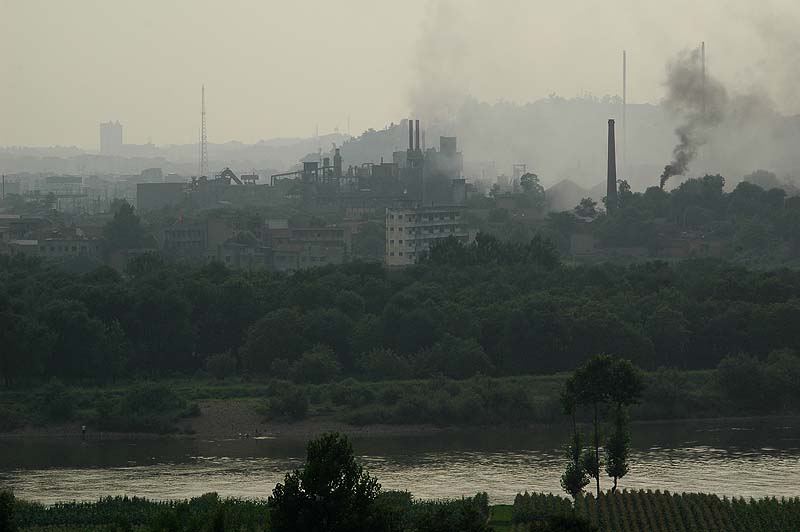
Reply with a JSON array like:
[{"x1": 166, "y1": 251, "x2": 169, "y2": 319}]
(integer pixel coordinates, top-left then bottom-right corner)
[
  {"x1": 408, "y1": 119, "x2": 414, "y2": 151},
  {"x1": 415, "y1": 120, "x2": 420, "y2": 151},
  {"x1": 607, "y1": 119, "x2": 618, "y2": 212}
]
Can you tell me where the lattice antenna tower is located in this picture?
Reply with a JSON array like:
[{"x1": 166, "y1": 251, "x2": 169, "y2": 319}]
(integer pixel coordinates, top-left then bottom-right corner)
[{"x1": 200, "y1": 85, "x2": 209, "y2": 177}]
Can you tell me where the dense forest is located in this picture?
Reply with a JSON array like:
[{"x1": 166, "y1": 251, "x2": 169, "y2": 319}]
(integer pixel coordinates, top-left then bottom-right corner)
[{"x1": 3, "y1": 233, "x2": 800, "y2": 389}]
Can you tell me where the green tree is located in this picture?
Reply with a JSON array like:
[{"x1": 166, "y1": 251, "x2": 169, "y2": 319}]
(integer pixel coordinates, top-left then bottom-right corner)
[
  {"x1": 604, "y1": 404, "x2": 630, "y2": 492},
  {"x1": 520, "y1": 172, "x2": 546, "y2": 210},
  {"x1": 560, "y1": 379, "x2": 590, "y2": 500},
  {"x1": 0, "y1": 310, "x2": 51, "y2": 387},
  {"x1": 242, "y1": 308, "x2": 304, "y2": 373},
  {"x1": 563, "y1": 355, "x2": 644, "y2": 496},
  {"x1": 560, "y1": 431, "x2": 590, "y2": 500},
  {"x1": 103, "y1": 201, "x2": 150, "y2": 252},
  {"x1": 574, "y1": 197, "x2": 598, "y2": 218},
  {"x1": 291, "y1": 345, "x2": 342, "y2": 384},
  {"x1": 351, "y1": 222, "x2": 385, "y2": 261},
  {"x1": 269, "y1": 433, "x2": 383, "y2": 532},
  {"x1": 0, "y1": 490, "x2": 17, "y2": 532}
]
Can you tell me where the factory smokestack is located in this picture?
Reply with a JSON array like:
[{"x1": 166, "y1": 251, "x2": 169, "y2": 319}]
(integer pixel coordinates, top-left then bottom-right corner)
[
  {"x1": 607, "y1": 119, "x2": 618, "y2": 212},
  {"x1": 415, "y1": 120, "x2": 420, "y2": 151},
  {"x1": 408, "y1": 119, "x2": 414, "y2": 151}
]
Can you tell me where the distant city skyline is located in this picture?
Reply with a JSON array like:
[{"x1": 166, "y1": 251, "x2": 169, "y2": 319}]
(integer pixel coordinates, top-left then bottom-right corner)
[{"x1": 2, "y1": 0, "x2": 799, "y2": 148}]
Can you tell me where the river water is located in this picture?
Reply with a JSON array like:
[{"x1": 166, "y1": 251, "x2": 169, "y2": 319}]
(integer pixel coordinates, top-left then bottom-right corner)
[{"x1": 2, "y1": 417, "x2": 799, "y2": 505}]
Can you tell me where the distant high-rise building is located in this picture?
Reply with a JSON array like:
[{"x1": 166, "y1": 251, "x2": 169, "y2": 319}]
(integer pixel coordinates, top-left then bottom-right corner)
[{"x1": 99, "y1": 121, "x2": 123, "y2": 155}]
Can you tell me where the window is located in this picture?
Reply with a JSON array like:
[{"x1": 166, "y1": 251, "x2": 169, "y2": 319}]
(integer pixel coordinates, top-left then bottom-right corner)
[
  {"x1": 390, "y1": 252, "x2": 395, "y2": 256},
  {"x1": 390, "y1": 240, "x2": 394, "y2": 244},
  {"x1": 398, "y1": 214, "x2": 403, "y2": 219},
  {"x1": 390, "y1": 227, "x2": 394, "y2": 232},
  {"x1": 399, "y1": 227, "x2": 404, "y2": 232},
  {"x1": 399, "y1": 252, "x2": 403, "y2": 256},
  {"x1": 399, "y1": 240, "x2": 403, "y2": 244}
]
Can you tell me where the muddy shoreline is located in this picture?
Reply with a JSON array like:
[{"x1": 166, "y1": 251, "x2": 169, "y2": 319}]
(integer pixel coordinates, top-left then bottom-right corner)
[{"x1": 0, "y1": 398, "x2": 453, "y2": 441}]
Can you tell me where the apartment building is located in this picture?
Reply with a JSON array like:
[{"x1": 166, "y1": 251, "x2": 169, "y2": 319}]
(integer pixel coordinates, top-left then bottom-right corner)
[{"x1": 384, "y1": 205, "x2": 468, "y2": 266}]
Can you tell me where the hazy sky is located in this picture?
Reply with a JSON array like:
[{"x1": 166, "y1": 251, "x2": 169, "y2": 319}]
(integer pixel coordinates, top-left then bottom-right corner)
[{"x1": 2, "y1": 0, "x2": 799, "y2": 148}]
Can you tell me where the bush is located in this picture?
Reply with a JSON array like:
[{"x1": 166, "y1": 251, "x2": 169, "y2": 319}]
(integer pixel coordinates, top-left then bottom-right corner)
[
  {"x1": 639, "y1": 367, "x2": 691, "y2": 419},
  {"x1": 415, "y1": 335, "x2": 494, "y2": 379},
  {"x1": 267, "y1": 386, "x2": 309, "y2": 422},
  {"x1": 92, "y1": 383, "x2": 192, "y2": 434},
  {"x1": 205, "y1": 352, "x2": 237, "y2": 380},
  {"x1": 330, "y1": 380, "x2": 375, "y2": 408},
  {"x1": 291, "y1": 346, "x2": 341, "y2": 384},
  {"x1": 716, "y1": 353, "x2": 771, "y2": 410},
  {"x1": 117, "y1": 383, "x2": 186, "y2": 417},
  {"x1": 764, "y1": 349, "x2": 800, "y2": 409},
  {"x1": 38, "y1": 380, "x2": 74, "y2": 422},
  {"x1": 0, "y1": 406, "x2": 22, "y2": 432},
  {"x1": 404, "y1": 493, "x2": 491, "y2": 532}
]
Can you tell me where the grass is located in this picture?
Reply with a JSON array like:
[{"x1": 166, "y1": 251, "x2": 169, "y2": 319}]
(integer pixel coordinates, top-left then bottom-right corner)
[
  {"x1": 488, "y1": 504, "x2": 514, "y2": 531},
  {"x1": 0, "y1": 368, "x2": 760, "y2": 434}
]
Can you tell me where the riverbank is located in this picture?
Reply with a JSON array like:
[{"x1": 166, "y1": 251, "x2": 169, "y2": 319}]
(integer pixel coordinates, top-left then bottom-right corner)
[
  {"x1": 1, "y1": 369, "x2": 795, "y2": 440},
  {"x1": 0, "y1": 398, "x2": 450, "y2": 441}
]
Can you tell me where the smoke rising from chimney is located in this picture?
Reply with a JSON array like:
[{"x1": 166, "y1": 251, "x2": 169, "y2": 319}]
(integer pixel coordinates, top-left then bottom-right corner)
[
  {"x1": 659, "y1": 47, "x2": 728, "y2": 189},
  {"x1": 409, "y1": 0, "x2": 470, "y2": 128}
]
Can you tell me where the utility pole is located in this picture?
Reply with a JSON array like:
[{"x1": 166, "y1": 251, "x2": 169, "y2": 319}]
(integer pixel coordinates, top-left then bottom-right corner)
[
  {"x1": 200, "y1": 85, "x2": 208, "y2": 178},
  {"x1": 622, "y1": 50, "x2": 627, "y2": 181}
]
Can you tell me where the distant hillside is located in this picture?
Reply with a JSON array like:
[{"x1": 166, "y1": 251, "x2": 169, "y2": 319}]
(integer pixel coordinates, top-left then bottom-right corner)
[
  {"x1": 335, "y1": 96, "x2": 800, "y2": 192},
  {"x1": 7, "y1": 96, "x2": 800, "y2": 190}
]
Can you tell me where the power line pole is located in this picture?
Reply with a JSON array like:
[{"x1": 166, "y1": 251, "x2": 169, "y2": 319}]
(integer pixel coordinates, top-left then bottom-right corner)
[
  {"x1": 200, "y1": 85, "x2": 209, "y2": 178},
  {"x1": 622, "y1": 49, "x2": 627, "y2": 180}
]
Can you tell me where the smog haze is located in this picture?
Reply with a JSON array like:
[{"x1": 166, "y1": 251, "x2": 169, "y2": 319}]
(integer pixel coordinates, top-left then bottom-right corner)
[{"x1": 3, "y1": 0, "x2": 800, "y2": 148}]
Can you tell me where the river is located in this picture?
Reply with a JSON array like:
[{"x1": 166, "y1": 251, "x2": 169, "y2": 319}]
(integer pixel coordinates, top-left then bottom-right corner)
[{"x1": 2, "y1": 417, "x2": 799, "y2": 505}]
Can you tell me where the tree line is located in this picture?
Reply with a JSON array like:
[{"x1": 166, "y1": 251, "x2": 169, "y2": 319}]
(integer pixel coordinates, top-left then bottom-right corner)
[{"x1": 4, "y1": 234, "x2": 800, "y2": 386}]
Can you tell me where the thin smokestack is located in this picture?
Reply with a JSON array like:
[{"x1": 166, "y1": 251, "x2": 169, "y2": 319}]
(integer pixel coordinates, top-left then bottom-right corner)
[
  {"x1": 415, "y1": 119, "x2": 420, "y2": 151},
  {"x1": 408, "y1": 119, "x2": 414, "y2": 151},
  {"x1": 622, "y1": 50, "x2": 627, "y2": 180},
  {"x1": 607, "y1": 119, "x2": 618, "y2": 212}
]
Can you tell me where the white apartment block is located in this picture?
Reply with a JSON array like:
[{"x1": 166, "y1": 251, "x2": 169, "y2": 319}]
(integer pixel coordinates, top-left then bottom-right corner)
[{"x1": 385, "y1": 205, "x2": 469, "y2": 266}]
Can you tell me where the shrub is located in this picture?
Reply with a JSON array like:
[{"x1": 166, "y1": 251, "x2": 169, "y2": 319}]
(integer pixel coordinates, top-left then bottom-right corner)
[
  {"x1": 291, "y1": 346, "x2": 341, "y2": 384},
  {"x1": 639, "y1": 367, "x2": 691, "y2": 419},
  {"x1": 415, "y1": 335, "x2": 494, "y2": 379},
  {"x1": 716, "y1": 353, "x2": 771, "y2": 410},
  {"x1": 205, "y1": 352, "x2": 237, "y2": 380},
  {"x1": 405, "y1": 493, "x2": 491, "y2": 532},
  {"x1": 267, "y1": 386, "x2": 309, "y2": 422},
  {"x1": 0, "y1": 406, "x2": 21, "y2": 432},
  {"x1": 92, "y1": 383, "x2": 191, "y2": 434},
  {"x1": 330, "y1": 380, "x2": 375, "y2": 408},
  {"x1": 38, "y1": 380, "x2": 74, "y2": 422},
  {"x1": 117, "y1": 383, "x2": 185, "y2": 417}
]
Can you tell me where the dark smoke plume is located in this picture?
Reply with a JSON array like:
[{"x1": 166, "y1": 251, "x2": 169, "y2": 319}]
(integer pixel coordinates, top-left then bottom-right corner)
[{"x1": 660, "y1": 48, "x2": 728, "y2": 189}]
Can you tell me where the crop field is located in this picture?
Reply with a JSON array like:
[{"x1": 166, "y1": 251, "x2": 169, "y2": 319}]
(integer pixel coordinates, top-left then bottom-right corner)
[{"x1": 511, "y1": 490, "x2": 800, "y2": 532}]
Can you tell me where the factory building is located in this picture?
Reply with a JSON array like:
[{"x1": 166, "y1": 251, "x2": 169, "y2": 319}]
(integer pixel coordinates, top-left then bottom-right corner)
[
  {"x1": 384, "y1": 205, "x2": 469, "y2": 266},
  {"x1": 137, "y1": 182, "x2": 187, "y2": 213},
  {"x1": 270, "y1": 119, "x2": 466, "y2": 212}
]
